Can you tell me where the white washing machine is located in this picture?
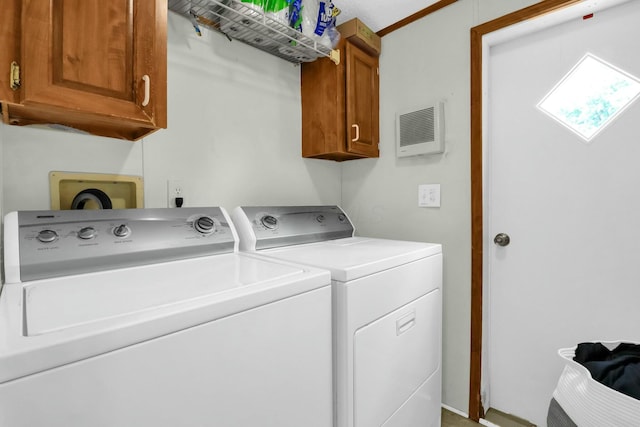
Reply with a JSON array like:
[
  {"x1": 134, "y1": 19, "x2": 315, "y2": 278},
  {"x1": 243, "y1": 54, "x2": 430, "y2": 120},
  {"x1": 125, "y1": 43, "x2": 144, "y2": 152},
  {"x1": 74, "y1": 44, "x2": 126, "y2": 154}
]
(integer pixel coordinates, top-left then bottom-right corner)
[
  {"x1": 0, "y1": 207, "x2": 332, "y2": 427},
  {"x1": 231, "y1": 206, "x2": 443, "y2": 427}
]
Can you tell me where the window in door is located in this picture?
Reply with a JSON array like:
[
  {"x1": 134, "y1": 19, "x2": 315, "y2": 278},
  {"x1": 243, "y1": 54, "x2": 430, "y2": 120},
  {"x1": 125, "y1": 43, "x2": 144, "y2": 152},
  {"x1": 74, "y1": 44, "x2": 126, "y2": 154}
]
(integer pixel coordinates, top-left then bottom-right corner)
[{"x1": 537, "y1": 53, "x2": 640, "y2": 142}]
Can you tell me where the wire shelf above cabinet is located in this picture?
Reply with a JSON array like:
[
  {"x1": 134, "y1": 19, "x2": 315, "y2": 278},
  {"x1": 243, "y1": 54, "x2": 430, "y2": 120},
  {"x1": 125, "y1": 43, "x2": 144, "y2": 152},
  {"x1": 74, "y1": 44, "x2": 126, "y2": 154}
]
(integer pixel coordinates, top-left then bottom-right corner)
[{"x1": 168, "y1": 0, "x2": 340, "y2": 65}]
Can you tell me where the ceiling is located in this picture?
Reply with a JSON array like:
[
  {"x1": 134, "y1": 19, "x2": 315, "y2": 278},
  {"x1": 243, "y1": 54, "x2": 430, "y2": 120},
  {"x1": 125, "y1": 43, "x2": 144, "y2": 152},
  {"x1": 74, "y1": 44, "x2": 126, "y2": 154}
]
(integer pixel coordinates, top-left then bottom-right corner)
[{"x1": 334, "y1": 0, "x2": 441, "y2": 33}]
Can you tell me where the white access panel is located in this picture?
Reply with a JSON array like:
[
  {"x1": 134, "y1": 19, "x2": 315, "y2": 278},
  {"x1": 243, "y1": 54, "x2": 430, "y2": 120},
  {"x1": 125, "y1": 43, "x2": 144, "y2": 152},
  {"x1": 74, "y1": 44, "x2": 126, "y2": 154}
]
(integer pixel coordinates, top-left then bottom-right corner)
[
  {"x1": 0, "y1": 287, "x2": 332, "y2": 427},
  {"x1": 354, "y1": 289, "x2": 441, "y2": 427},
  {"x1": 379, "y1": 372, "x2": 442, "y2": 427},
  {"x1": 335, "y1": 253, "x2": 443, "y2": 427}
]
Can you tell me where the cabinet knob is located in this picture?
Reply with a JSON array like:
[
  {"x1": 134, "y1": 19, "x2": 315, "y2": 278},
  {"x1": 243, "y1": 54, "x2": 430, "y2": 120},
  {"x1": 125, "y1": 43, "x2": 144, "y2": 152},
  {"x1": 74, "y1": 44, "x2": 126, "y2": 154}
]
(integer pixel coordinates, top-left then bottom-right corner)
[
  {"x1": 351, "y1": 124, "x2": 360, "y2": 142},
  {"x1": 141, "y1": 75, "x2": 150, "y2": 107}
]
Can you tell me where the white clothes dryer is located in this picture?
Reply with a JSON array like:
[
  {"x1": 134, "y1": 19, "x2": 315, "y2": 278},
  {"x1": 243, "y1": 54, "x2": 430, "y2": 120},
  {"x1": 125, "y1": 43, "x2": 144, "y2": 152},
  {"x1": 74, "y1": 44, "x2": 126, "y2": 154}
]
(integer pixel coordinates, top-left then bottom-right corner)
[
  {"x1": 0, "y1": 207, "x2": 332, "y2": 427},
  {"x1": 232, "y1": 205, "x2": 443, "y2": 427}
]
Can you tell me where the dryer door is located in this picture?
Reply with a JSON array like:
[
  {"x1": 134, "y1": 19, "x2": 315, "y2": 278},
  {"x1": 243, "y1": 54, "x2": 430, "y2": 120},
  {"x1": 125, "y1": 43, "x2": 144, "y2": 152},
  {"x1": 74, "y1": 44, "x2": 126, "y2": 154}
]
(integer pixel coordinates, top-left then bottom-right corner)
[{"x1": 353, "y1": 288, "x2": 441, "y2": 427}]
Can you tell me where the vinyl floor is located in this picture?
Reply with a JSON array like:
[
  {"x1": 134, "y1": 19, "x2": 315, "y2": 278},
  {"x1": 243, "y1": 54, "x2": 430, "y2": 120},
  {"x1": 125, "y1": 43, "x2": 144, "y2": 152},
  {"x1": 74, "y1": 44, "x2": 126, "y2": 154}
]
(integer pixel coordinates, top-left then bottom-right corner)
[
  {"x1": 441, "y1": 408, "x2": 482, "y2": 426},
  {"x1": 442, "y1": 408, "x2": 536, "y2": 427}
]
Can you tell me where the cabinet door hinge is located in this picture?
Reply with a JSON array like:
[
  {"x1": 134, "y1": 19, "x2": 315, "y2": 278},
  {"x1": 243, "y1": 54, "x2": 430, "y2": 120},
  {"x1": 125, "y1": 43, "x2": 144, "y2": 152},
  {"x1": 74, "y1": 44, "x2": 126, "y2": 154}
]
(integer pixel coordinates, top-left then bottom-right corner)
[
  {"x1": 377, "y1": 67, "x2": 379, "y2": 75},
  {"x1": 10, "y1": 61, "x2": 21, "y2": 90},
  {"x1": 330, "y1": 49, "x2": 340, "y2": 65}
]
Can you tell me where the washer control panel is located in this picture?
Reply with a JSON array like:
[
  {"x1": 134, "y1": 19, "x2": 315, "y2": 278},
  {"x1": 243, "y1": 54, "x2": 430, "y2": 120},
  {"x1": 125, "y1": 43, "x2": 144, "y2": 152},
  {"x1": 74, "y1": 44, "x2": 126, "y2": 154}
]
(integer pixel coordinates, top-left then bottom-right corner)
[
  {"x1": 14, "y1": 207, "x2": 236, "y2": 281},
  {"x1": 234, "y1": 206, "x2": 354, "y2": 250}
]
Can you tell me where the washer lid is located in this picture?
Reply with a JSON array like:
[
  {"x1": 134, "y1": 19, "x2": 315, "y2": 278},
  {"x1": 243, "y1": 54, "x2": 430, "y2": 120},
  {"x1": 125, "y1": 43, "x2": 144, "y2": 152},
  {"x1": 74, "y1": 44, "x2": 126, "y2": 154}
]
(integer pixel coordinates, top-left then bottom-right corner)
[
  {"x1": 22, "y1": 253, "x2": 316, "y2": 336},
  {"x1": 0, "y1": 253, "x2": 330, "y2": 383},
  {"x1": 263, "y1": 237, "x2": 442, "y2": 282}
]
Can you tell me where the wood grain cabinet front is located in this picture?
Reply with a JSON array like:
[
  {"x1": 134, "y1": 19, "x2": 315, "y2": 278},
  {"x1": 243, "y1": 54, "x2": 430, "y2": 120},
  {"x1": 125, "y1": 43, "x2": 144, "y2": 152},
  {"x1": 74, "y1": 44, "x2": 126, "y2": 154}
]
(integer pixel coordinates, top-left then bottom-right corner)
[
  {"x1": 301, "y1": 39, "x2": 379, "y2": 161},
  {"x1": 0, "y1": 0, "x2": 167, "y2": 141}
]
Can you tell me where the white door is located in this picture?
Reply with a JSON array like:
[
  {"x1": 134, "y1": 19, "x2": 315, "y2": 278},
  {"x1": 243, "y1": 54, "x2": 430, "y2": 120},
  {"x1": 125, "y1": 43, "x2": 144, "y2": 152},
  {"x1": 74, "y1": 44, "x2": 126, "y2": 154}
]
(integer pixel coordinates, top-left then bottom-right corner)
[{"x1": 486, "y1": 1, "x2": 640, "y2": 425}]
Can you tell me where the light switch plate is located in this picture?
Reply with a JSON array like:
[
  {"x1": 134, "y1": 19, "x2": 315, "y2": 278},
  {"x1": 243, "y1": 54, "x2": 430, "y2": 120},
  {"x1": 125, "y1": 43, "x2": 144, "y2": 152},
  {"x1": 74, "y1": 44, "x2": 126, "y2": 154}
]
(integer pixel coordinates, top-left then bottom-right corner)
[{"x1": 418, "y1": 184, "x2": 441, "y2": 207}]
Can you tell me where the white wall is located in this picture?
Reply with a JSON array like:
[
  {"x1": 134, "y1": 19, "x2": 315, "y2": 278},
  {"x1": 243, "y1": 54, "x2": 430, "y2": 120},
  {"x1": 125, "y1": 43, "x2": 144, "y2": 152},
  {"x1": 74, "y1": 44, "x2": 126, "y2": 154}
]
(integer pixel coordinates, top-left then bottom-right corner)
[
  {"x1": 1, "y1": 127, "x2": 144, "y2": 212},
  {"x1": 142, "y1": 13, "x2": 342, "y2": 209},
  {"x1": 341, "y1": 0, "x2": 538, "y2": 412}
]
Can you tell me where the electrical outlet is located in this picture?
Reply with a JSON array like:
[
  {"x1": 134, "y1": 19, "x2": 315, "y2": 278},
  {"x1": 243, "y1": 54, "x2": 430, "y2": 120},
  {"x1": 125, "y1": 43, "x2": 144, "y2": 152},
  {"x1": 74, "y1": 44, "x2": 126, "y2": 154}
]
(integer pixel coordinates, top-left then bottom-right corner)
[{"x1": 167, "y1": 180, "x2": 184, "y2": 208}]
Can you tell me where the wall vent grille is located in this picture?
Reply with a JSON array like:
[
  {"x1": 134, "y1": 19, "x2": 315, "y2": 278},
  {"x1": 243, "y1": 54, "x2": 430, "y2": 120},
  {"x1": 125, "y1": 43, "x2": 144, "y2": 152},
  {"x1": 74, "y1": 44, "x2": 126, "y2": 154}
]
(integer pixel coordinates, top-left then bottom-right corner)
[{"x1": 396, "y1": 102, "x2": 444, "y2": 157}]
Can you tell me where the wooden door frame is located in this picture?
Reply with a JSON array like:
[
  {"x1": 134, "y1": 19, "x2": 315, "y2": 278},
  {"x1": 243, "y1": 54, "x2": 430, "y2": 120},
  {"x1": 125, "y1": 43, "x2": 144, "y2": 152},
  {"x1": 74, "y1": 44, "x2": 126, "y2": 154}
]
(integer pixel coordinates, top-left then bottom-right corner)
[{"x1": 468, "y1": 0, "x2": 582, "y2": 421}]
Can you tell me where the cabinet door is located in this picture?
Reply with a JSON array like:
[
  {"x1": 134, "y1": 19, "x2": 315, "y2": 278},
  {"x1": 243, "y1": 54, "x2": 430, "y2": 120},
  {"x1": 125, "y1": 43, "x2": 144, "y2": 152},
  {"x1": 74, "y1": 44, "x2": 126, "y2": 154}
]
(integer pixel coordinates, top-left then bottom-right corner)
[
  {"x1": 0, "y1": 0, "x2": 21, "y2": 106},
  {"x1": 301, "y1": 43, "x2": 346, "y2": 160},
  {"x1": 20, "y1": 0, "x2": 166, "y2": 131},
  {"x1": 345, "y1": 42, "x2": 379, "y2": 157}
]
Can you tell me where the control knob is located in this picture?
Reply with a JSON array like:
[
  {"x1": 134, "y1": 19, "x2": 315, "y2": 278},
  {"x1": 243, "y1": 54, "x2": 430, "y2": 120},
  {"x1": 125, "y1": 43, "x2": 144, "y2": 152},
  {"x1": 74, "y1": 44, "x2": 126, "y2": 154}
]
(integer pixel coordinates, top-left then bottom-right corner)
[
  {"x1": 78, "y1": 226, "x2": 97, "y2": 240},
  {"x1": 260, "y1": 215, "x2": 278, "y2": 230},
  {"x1": 113, "y1": 224, "x2": 131, "y2": 238},
  {"x1": 194, "y1": 216, "x2": 216, "y2": 234},
  {"x1": 37, "y1": 229, "x2": 58, "y2": 243}
]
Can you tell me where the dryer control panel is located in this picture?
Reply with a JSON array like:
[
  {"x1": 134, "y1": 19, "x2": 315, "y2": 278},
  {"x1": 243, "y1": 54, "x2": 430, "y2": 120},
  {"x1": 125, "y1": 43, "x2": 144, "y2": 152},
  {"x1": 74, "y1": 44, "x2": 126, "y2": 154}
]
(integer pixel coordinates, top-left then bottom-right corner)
[
  {"x1": 232, "y1": 206, "x2": 355, "y2": 251},
  {"x1": 5, "y1": 207, "x2": 236, "y2": 282}
]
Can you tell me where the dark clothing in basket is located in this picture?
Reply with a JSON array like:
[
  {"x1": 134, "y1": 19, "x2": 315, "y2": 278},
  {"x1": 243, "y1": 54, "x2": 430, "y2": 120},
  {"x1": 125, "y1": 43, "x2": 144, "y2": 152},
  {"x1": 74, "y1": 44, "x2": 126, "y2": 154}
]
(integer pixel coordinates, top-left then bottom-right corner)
[{"x1": 574, "y1": 342, "x2": 640, "y2": 401}]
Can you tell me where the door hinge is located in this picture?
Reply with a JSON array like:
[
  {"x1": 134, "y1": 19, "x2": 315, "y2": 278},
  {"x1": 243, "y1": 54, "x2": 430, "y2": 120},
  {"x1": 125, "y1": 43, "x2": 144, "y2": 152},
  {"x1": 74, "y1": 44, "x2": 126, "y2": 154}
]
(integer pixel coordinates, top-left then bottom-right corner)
[
  {"x1": 377, "y1": 67, "x2": 379, "y2": 75},
  {"x1": 10, "y1": 61, "x2": 20, "y2": 90}
]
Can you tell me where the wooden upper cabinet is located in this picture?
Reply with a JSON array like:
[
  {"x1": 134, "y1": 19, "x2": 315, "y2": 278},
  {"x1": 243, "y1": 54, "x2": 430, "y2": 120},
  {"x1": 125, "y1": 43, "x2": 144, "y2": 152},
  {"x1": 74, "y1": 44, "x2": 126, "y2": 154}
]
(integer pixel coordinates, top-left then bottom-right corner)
[
  {"x1": 0, "y1": 0, "x2": 167, "y2": 141},
  {"x1": 345, "y1": 42, "x2": 379, "y2": 158},
  {"x1": 301, "y1": 39, "x2": 379, "y2": 161}
]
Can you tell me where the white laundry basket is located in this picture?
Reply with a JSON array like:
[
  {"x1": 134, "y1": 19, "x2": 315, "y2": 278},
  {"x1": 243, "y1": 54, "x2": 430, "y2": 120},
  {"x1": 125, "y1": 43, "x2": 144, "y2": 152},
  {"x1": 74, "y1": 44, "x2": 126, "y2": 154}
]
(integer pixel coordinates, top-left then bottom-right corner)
[{"x1": 550, "y1": 341, "x2": 640, "y2": 427}]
